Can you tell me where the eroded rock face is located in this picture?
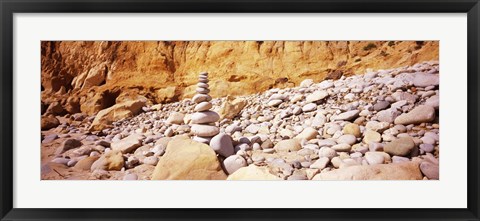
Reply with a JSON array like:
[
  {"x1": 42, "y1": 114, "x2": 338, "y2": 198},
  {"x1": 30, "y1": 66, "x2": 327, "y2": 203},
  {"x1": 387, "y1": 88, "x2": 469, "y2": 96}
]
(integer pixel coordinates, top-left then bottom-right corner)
[
  {"x1": 41, "y1": 41, "x2": 439, "y2": 117},
  {"x1": 151, "y1": 136, "x2": 227, "y2": 180}
]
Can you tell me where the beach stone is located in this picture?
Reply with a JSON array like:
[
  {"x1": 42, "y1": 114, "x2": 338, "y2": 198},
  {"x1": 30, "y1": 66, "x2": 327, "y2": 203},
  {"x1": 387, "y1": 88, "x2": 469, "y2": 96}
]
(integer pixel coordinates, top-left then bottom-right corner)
[
  {"x1": 300, "y1": 79, "x2": 314, "y2": 88},
  {"x1": 246, "y1": 124, "x2": 260, "y2": 134},
  {"x1": 225, "y1": 125, "x2": 242, "y2": 134},
  {"x1": 73, "y1": 156, "x2": 100, "y2": 171},
  {"x1": 337, "y1": 134, "x2": 357, "y2": 145},
  {"x1": 313, "y1": 162, "x2": 422, "y2": 180},
  {"x1": 192, "y1": 136, "x2": 212, "y2": 144},
  {"x1": 42, "y1": 134, "x2": 58, "y2": 143},
  {"x1": 227, "y1": 165, "x2": 281, "y2": 180},
  {"x1": 334, "y1": 110, "x2": 360, "y2": 121},
  {"x1": 342, "y1": 123, "x2": 361, "y2": 138},
  {"x1": 302, "y1": 103, "x2": 317, "y2": 112},
  {"x1": 268, "y1": 99, "x2": 283, "y2": 107},
  {"x1": 191, "y1": 124, "x2": 220, "y2": 137},
  {"x1": 394, "y1": 105, "x2": 436, "y2": 125},
  {"x1": 190, "y1": 111, "x2": 220, "y2": 124},
  {"x1": 413, "y1": 73, "x2": 439, "y2": 87},
  {"x1": 421, "y1": 136, "x2": 436, "y2": 145},
  {"x1": 420, "y1": 143, "x2": 435, "y2": 153},
  {"x1": 425, "y1": 95, "x2": 439, "y2": 109},
  {"x1": 318, "y1": 80, "x2": 334, "y2": 89},
  {"x1": 364, "y1": 152, "x2": 385, "y2": 165},
  {"x1": 392, "y1": 156, "x2": 410, "y2": 163},
  {"x1": 366, "y1": 121, "x2": 390, "y2": 132},
  {"x1": 294, "y1": 127, "x2": 318, "y2": 141},
  {"x1": 51, "y1": 158, "x2": 70, "y2": 165},
  {"x1": 306, "y1": 169, "x2": 320, "y2": 180},
  {"x1": 420, "y1": 161, "x2": 439, "y2": 179},
  {"x1": 166, "y1": 112, "x2": 185, "y2": 124},
  {"x1": 318, "y1": 139, "x2": 336, "y2": 147},
  {"x1": 111, "y1": 134, "x2": 144, "y2": 154},
  {"x1": 143, "y1": 156, "x2": 159, "y2": 166},
  {"x1": 90, "y1": 150, "x2": 124, "y2": 171},
  {"x1": 310, "y1": 157, "x2": 330, "y2": 170},
  {"x1": 306, "y1": 90, "x2": 328, "y2": 103},
  {"x1": 318, "y1": 147, "x2": 337, "y2": 159},
  {"x1": 151, "y1": 136, "x2": 226, "y2": 180},
  {"x1": 384, "y1": 137, "x2": 416, "y2": 156},
  {"x1": 376, "y1": 109, "x2": 401, "y2": 123},
  {"x1": 192, "y1": 94, "x2": 212, "y2": 103},
  {"x1": 373, "y1": 101, "x2": 390, "y2": 111},
  {"x1": 194, "y1": 102, "x2": 212, "y2": 112},
  {"x1": 363, "y1": 130, "x2": 381, "y2": 144},
  {"x1": 274, "y1": 139, "x2": 301, "y2": 152},
  {"x1": 56, "y1": 139, "x2": 83, "y2": 155},
  {"x1": 223, "y1": 155, "x2": 247, "y2": 174},
  {"x1": 209, "y1": 133, "x2": 234, "y2": 158},
  {"x1": 392, "y1": 91, "x2": 418, "y2": 104},
  {"x1": 331, "y1": 143, "x2": 351, "y2": 152},
  {"x1": 123, "y1": 173, "x2": 138, "y2": 180}
]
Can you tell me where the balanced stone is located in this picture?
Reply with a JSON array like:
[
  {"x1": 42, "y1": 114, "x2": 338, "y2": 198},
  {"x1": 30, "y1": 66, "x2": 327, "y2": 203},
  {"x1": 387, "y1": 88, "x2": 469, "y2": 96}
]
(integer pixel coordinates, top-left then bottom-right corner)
[
  {"x1": 192, "y1": 94, "x2": 212, "y2": 103},
  {"x1": 191, "y1": 124, "x2": 220, "y2": 137},
  {"x1": 197, "y1": 82, "x2": 209, "y2": 88},
  {"x1": 198, "y1": 78, "x2": 209, "y2": 83},
  {"x1": 196, "y1": 87, "x2": 210, "y2": 94},
  {"x1": 194, "y1": 102, "x2": 212, "y2": 112},
  {"x1": 191, "y1": 111, "x2": 220, "y2": 124}
]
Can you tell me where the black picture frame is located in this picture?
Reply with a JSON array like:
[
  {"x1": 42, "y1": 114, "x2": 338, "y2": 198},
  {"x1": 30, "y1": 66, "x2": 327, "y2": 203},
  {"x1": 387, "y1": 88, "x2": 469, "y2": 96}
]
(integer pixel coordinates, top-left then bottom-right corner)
[{"x1": 1, "y1": 0, "x2": 479, "y2": 220}]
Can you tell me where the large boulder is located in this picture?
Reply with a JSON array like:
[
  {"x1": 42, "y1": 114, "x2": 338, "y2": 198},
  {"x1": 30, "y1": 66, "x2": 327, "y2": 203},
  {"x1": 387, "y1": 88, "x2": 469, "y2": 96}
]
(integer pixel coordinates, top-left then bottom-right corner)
[
  {"x1": 90, "y1": 150, "x2": 124, "y2": 171},
  {"x1": 89, "y1": 99, "x2": 146, "y2": 131},
  {"x1": 218, "y1": 96, "x2": 248, "y2": 119},
  {"x1": 312, "y1": 162, "x2": 422, "y2": 180},
  {"x1": 111, "y1": 134, "x2": 145, "y2": 153},
  {"x1": 41, "y1": 115, "x2": 60, "y2": 130},
  {"x1": 151, "y1": 136, "x2": 227, "y2": 180},
  {"x1": 227, "y1": 165, "x2": 282, "y2": 180}
]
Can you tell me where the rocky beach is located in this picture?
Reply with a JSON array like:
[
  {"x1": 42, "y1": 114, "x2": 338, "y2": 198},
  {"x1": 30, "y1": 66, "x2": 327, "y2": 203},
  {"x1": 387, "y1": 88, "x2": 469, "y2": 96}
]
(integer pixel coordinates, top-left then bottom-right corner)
[{"x1": 41, "y1": 53, "x2": 439, "y2": 180}]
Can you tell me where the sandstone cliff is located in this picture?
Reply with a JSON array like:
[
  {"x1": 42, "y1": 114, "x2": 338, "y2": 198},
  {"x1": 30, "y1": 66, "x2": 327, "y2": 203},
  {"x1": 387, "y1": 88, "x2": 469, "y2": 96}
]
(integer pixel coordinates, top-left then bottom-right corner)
[{"x1": 41, "y1": 41, "x2": 438, "y2": 116}]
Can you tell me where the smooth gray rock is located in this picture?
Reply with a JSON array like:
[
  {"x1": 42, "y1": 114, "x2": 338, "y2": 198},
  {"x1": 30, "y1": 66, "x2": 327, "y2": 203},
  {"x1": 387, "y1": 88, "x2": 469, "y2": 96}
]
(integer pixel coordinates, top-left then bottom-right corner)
[
  {"x1": 209, "y1": 133, "x2": 234, "y2": 158},
  {"x1": 394, "y1": 105, "x2": 436, "y2": 125}
]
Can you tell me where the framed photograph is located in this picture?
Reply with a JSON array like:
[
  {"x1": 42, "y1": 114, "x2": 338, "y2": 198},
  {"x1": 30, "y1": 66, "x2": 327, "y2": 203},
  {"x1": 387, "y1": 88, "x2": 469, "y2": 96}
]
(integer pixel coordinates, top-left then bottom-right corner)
[{"x1": 1, "y1": 0, "x2": 479, "y2": 220}]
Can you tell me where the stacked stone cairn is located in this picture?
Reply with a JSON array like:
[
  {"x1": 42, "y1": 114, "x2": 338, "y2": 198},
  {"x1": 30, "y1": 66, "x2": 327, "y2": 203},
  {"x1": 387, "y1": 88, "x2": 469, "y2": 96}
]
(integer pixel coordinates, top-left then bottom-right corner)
[{"x1": 190, "y1": 72, "x2": 220, "y2": 144}]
